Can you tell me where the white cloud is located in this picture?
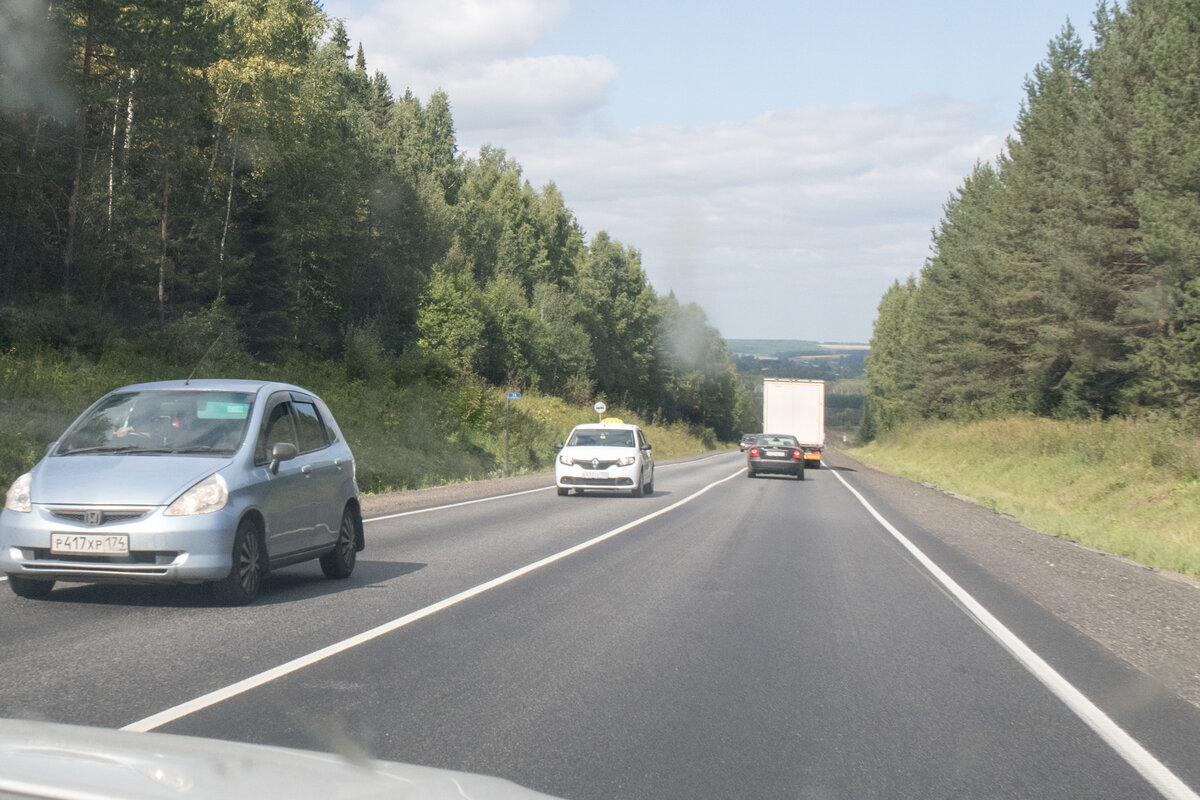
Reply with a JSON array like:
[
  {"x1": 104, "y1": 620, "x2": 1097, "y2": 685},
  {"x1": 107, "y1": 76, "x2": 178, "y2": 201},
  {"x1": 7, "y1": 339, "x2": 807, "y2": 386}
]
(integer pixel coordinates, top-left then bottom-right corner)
[
  {"x1": 493, "y1": 100, "x2": 1006, "y2": 342},
  {"x1": 441, "y1": 55, "x2": 619, "y2": 134},
  {"x1": 345, "y1": 0, "x2": 569, "y2": 69},
  {"x1": 333, "y1": 0, "x2": 616, "y2": 135},
  {"x1": 330, "y1": 2, "x2": 1009, "y2": 342}
]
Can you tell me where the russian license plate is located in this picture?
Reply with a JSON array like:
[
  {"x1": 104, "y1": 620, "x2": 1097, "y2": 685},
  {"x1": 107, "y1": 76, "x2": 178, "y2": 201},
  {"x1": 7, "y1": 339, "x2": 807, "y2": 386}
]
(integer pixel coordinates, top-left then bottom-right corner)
[
  {"x1": 581, "y1": 470, "x2": 607, "y2": 478},
  {"x1": 51, "y1": 533, "x2": 129, "y2": 556},
  {"x1": 766, "y1": 450, "x2": 786, "y2": 457}
]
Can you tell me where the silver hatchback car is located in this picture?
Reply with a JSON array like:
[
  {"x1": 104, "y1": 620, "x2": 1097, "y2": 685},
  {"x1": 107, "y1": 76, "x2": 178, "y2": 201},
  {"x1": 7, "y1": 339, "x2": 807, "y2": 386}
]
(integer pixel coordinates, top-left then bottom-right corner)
[{"x1": 0, "y1": 379, "x2": 363, "y2": 604}]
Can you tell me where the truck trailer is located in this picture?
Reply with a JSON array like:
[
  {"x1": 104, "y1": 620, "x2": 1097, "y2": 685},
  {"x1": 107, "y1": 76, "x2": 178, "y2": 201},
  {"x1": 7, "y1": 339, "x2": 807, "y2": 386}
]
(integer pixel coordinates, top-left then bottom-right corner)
[{"x1": 761, "y1": 378, "x2": 825, "y2": 468}]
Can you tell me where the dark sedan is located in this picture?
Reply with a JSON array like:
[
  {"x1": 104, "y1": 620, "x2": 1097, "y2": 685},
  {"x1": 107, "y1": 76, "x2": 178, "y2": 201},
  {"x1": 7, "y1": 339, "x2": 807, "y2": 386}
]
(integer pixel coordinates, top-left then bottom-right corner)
[{"x1": 746, "y1": 433, "x2": 806, "y2": 480}]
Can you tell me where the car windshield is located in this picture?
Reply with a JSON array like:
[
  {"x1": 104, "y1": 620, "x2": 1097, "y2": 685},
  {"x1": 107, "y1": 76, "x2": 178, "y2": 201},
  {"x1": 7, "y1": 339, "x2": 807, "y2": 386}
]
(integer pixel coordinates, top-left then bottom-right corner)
[
  {"x1": 55, "y1": 390, "x2": 255, "y2": 455},
  {"x1": 567, "y1": 429, "x2": 635, "y2": 448},
  {"x1": 758, "y1": 434, "x2": 799, "y2": 447}
]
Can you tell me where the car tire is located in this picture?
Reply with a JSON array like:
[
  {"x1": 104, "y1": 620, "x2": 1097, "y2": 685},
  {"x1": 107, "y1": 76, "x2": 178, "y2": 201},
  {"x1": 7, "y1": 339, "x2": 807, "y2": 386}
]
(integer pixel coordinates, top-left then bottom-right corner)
[
  {"x1": 631, "y1": 478, "x2": 644, "y2": 498},
  {"x1": 8, "y1": 575, "x2": 54, "y2": 599},
  {"x1": 557, "y1": 487, "x2": 569, "y2": 496},
  {"x1": 644, "y1": 473, "x2": 654, "y2": 495},
  {"x1": 211, "y1": 518, "x2": 265, "y2": 605},
  {"x1": 747, "y1": 469, "x2": 756, "y2": 478},
  {"x1": 320, "y1": 506, "x2": 358, "y2": 579},
  {"x1": 797, "y1": 468, "x2": 805, "y2": 480}
]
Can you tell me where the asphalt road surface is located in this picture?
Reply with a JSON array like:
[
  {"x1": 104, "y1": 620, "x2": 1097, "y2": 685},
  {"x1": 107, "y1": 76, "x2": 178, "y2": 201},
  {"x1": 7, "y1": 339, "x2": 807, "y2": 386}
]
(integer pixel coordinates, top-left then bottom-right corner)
[{"x1": 2, "y1": 451, "x2": 1199, "y2": 799}]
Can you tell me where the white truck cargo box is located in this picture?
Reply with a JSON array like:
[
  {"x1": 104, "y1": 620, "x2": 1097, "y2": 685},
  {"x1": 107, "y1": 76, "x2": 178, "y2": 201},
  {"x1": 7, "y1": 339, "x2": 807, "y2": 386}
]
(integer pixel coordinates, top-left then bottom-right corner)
[{"x1": 762, "y1": 379, "x2": 825, "y2": 467}]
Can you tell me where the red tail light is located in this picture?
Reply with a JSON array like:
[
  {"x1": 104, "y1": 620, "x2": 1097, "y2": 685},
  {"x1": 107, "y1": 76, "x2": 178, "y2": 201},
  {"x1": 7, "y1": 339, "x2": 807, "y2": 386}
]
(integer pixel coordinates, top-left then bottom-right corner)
[
  {"x1": 749, "y1": 447, "x2": 760, "y2": 457},
  {"x1": 792, "y1": 449, "x2": 803, "y2": 459}
]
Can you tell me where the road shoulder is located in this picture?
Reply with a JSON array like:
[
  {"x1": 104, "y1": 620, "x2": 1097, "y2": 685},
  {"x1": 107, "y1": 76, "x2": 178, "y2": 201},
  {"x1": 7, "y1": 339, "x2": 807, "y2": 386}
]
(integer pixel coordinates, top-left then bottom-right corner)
[{"x1": 824, "y1": 446, "x2": 1200, "y2": 710}]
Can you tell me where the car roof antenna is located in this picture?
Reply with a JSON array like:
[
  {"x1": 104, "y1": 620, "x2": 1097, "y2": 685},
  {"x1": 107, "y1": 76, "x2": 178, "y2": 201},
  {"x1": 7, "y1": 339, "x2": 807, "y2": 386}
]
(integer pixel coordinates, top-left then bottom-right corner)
[{"x1": 185, "y1": 331, "x2": 225, "y2": 386}]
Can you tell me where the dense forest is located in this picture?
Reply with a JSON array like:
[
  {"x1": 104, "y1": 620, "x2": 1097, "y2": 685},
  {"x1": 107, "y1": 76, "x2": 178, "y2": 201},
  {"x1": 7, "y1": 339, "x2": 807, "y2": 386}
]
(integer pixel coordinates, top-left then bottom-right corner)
[
  {"x1": 0, "y1": 0, "x2": 751, "y2": 440},
  {"x1": 862, "y1": 0, "x2": 1200, "y2": 439}
]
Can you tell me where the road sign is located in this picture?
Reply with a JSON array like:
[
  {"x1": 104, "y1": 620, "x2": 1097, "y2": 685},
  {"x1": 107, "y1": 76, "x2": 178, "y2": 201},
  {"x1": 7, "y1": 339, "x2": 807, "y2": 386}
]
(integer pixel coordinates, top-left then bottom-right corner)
[{"x1": 507, "y1": 392, "x2": 521, "y2": 399}]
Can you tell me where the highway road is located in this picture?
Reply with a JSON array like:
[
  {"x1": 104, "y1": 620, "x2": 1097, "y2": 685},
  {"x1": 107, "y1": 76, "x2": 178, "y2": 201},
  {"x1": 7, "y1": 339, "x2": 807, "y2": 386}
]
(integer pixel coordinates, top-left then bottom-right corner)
[{"x1": 2, "y1": 450, "x2": 1199, "y2": 799}]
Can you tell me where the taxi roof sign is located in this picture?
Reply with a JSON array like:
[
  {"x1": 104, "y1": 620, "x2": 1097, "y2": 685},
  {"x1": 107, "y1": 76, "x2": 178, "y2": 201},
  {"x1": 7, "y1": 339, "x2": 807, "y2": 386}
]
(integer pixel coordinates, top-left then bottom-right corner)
[{"x1": 600, "y1": 417, "x2": 624, "y2": 425}]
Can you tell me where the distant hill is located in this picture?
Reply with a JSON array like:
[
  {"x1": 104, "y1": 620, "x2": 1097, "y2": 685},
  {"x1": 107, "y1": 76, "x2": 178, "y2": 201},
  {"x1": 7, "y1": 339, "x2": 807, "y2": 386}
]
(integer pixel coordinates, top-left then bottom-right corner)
[
  {"x1": 727, "y1": 339, "x2": 869, "y2": 384},
  {"x1": 726, "y1": 339, "x2": 869, "y2": 359}
]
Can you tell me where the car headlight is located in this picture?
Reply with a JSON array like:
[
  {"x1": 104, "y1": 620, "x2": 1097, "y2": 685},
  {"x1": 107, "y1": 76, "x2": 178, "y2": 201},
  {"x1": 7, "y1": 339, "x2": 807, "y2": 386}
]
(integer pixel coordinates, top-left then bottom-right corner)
[
  {"x1": 558, "y1": 454, "x2": 575, "y2": 466},
  {"x1": 165, "y1": 473, "x2": 228, "y2": 516},
  {"x1": 616, "y1": 456, "x2": 636, "y2": 467},
  {"x1": 4, "y1": 472, "x2": 31, "y2": 513}
]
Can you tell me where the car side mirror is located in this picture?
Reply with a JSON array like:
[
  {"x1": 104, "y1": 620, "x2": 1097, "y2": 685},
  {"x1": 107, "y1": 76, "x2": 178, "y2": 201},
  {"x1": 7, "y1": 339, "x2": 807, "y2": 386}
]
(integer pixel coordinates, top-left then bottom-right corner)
[
  {"x1": 554, "y1": 442, "x2": 563, "y2": 450},
  {"x1": 269, "y1": 442, "x2": 298, "y2": 474},
  {"x1": 642, "y1": 442, "x2": 652, "y2": 451}
]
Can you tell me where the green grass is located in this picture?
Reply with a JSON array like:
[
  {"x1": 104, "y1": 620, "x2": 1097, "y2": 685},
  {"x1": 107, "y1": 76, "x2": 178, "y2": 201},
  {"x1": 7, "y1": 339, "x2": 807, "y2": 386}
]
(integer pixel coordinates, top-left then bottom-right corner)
[
  {"x1": 849, "y1": 416, "x2": 1200, "y2": 580},
  {"x1": 0, "y1": 344, "x2": 723, "y2": 497}
]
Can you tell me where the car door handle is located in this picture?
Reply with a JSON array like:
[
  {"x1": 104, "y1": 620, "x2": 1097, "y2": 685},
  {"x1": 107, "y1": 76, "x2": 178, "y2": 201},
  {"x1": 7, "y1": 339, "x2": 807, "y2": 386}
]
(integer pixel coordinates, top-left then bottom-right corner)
[{"x1": 300, "y1": 464, "x2": 313, "y2": 475}]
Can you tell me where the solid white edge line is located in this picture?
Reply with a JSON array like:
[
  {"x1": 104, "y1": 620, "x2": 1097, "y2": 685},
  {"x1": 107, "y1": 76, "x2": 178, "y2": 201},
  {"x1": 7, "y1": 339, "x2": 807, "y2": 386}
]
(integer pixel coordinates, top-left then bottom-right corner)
[
  {"x1": 120, "y1": 466, "x2": 747, "y2": 734},
  {"x1": 828, "y1": 465, "x2": 1198, "y2": 800}
]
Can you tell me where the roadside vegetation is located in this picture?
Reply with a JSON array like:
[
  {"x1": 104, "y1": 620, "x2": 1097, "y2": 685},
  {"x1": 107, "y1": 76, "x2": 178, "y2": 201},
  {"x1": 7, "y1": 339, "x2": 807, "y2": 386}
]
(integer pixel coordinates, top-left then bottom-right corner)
[
  {"x1": 849, "y1": 416, "x2": 1200, "y2": 581},
  {"x1": 0, "y1": 344, "x2": 720, "y2": 497},
  {"x1": 0, "y1": 0, "x2": 752, "y2": 469},
  {"x1": 863, "y1": 1, "x2": 1200, "y2": 435},
  {"x1": 854, "y1": 1, "x2": 1200, "y2": 582}
]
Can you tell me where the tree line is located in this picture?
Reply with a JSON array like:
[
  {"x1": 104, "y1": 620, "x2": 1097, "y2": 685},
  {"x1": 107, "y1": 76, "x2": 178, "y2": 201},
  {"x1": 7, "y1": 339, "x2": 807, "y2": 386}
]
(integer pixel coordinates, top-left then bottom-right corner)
[
  {"x1": 0, "y1": 0, "x2": 749, "y2": 440},
  {"x1": 862, "y1": 0, "x2": 1200, "y2": 439}
]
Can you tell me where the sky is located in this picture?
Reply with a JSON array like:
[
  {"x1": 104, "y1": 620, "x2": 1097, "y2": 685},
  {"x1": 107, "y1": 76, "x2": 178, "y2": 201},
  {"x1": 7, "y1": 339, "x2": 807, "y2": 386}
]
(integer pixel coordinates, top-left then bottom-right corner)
[{"x1": 324, "y1": 0, "x2": 1102, "y2": 344}]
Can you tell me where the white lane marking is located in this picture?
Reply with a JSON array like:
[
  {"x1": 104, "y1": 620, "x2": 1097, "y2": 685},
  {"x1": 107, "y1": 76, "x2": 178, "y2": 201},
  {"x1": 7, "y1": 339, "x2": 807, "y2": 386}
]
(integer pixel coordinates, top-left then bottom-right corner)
[
  {"x1": 366, "y1": 485, "x2": 551, "y2": 523},
  {"x1": 828, "y1": 467, "x2": 1199, "y2": 800},
  {"x1": 121, "y1": 467, "x2": 747, "y2": 733},
  {"x1": 364, "y1": 452, "x2": 737, "y2": 523}
]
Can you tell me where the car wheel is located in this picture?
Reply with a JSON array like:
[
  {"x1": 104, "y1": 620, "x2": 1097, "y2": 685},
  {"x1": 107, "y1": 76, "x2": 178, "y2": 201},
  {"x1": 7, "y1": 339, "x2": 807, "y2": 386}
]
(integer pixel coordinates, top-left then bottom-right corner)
[
  {"x1": 8, "y1": 575, "x2": 54, "y2": 599},
  {"x1": 644, "y1": 473, "x2": 654, "y2": 495},
  {"x1": 797, "y1": 468, "x2": 805, "y2": 480},
  {"x1": 747, "y1": 469, "x2": 756, "y2": 478},
  {"x1": 211, "y1": 518, "x2": 264, "y2": 605},
  {"x1": 631, "y1": 478, "x2": 644, "y2": 497},
  {"x1": 320, "y1": 506, "x2": 358, "y2": 579},
  {"x1": 557, "y1": 487, "x2": 569, "y2": 496}
]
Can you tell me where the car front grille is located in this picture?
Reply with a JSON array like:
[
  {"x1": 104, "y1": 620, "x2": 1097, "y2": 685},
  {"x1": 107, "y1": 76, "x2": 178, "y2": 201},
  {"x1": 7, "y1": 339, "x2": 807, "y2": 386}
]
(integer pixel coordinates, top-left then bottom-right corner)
[
  {"x1": 47, "y1": 507, "x2": 149, "y2": 526},
  {"x1": 560, "y1": 476, "x2": 634, "y2": 487},
  {"x1": 572, "y1": 459, "x2": 620, "y2": 470}
]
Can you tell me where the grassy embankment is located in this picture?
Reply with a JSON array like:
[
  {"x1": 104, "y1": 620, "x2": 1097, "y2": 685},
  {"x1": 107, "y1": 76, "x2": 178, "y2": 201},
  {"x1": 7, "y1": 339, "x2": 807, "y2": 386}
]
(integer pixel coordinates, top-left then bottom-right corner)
[
  {"x1": 848, "y1": 416, "x2": 1200, "y2": 581},
  {"x1": 0, "y1": 346, "x2": 722, "y2": 496}
]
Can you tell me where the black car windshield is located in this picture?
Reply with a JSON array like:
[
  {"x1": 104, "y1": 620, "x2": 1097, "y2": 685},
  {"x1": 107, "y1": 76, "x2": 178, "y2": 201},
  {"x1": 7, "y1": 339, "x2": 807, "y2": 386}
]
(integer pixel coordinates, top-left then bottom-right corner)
[
  {"x1": 568, "y1": 429, "x2": 635, "y2": 447},
  {"x1": 758, "y1": 434, "x2": 799, "y2": 447},
  {"x1": 55, "y1": 390, "x2": 255, "y2": 455}
]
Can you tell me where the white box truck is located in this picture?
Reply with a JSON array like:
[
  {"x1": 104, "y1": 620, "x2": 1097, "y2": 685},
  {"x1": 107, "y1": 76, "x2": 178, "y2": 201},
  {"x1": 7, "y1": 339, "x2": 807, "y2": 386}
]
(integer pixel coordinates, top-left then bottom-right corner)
[{"x1": 762, "y1": 379, "x2": 825, "y2": 468}]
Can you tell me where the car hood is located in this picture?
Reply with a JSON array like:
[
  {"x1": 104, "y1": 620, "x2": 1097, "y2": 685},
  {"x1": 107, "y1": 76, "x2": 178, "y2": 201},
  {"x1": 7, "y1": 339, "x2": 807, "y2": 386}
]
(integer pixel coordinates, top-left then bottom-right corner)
[
  {"x1": 31, "y1": 454, "x2": 232, "y2": 506},
  {"x1": 0, "y1": 719, "x2": 559, "y2": 800}
]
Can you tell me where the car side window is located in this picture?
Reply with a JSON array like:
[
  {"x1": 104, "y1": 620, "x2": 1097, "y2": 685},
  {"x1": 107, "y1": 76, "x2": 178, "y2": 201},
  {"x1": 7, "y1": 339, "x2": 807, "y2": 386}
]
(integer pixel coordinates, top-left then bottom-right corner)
[
  {"x1": 292, "y1": 399, "x2": 329, "y2": 453},
  {"x1": 255, "y1": 398, "x2": 298, "y2": 465}
]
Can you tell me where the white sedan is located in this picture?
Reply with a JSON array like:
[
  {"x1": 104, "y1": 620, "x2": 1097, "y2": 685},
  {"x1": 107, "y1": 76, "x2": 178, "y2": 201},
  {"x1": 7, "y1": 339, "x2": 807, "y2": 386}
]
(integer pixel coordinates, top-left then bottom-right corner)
[{"x1": 554, "y1": 422, "x2": 654, "y2": 497}]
